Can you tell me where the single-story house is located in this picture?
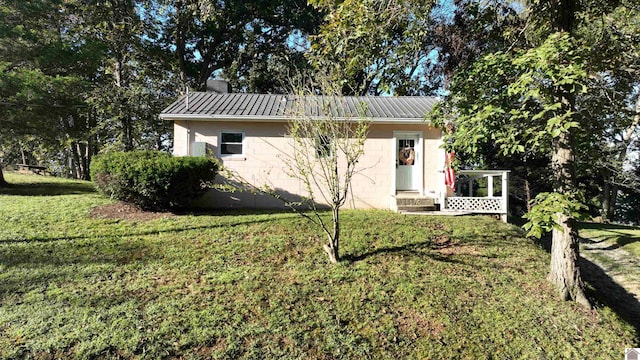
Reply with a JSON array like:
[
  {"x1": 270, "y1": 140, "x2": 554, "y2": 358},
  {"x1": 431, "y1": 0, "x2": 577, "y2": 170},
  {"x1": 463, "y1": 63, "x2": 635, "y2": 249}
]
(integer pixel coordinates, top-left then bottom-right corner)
[{"x1": 159, "y1": 80, "x2": 509, "y2": 219}]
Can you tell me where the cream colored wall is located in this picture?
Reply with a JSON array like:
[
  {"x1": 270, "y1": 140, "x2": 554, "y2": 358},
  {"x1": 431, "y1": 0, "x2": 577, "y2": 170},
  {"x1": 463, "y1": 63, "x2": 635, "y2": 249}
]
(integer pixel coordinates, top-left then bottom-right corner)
[
  {"x1": 173, "y1": 120, "x2": 189, "y2": 156},
  {"x1": 173, "y1": 120, "x2": 444, "y2": 209}
]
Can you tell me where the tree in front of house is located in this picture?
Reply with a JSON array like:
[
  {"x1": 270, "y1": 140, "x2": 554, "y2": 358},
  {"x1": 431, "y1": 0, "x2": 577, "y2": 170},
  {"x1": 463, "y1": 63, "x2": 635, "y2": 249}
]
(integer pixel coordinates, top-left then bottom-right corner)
[
  {"x1": 432, "y1": 0, "x2": 640, "y2": 306},
  {"x1": 282, "y1": 77, "x2": 370, "y2": 263}
]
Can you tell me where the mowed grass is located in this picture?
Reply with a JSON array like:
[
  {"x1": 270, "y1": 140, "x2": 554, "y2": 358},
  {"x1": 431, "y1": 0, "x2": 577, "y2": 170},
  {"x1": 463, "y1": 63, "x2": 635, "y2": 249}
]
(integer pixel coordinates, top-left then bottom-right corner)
[
  {"x1": 580, "y1": 222, "x2": 640, "y2": 258},
  {"x1": 0, "y1": 172, "x2": 636, "y2": 359}
]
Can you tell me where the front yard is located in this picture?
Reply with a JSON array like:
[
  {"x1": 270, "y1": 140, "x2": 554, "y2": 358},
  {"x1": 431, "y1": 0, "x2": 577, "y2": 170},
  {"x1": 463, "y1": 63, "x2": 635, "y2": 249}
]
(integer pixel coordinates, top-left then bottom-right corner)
[{"x1": 0, "y1": 173, "x2": 636, "y2": 359}]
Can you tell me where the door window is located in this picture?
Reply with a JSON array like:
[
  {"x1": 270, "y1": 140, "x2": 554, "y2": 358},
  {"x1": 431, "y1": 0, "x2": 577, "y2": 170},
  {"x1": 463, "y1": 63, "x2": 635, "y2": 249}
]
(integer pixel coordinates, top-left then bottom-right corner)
[{"x1": 398, "y1": 139, "x2": 415, "y2": 166}]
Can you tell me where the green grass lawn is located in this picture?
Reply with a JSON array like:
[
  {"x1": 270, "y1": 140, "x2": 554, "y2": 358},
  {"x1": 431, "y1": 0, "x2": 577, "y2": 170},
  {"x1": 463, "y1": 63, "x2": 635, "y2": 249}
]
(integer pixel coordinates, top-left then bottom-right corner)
[
  {"x1": 0, "y1": 172, "x2": 637, "y2": 359},
  {"x1": 580, "y1": 222, "x2": 640, "y2": 258}
]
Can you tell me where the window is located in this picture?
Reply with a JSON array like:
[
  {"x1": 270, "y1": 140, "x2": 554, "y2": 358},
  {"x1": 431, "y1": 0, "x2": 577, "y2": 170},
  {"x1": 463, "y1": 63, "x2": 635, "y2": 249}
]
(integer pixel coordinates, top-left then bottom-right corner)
[
  {"x1": 398, "y1": 138, "x2": 415, "y2": 166},
  {"x1": 220, "y1": 131, "x2": 244, "y2": 156},
  {"x1": 316, "y1": 134, "x2": 333, "y2": 158}
]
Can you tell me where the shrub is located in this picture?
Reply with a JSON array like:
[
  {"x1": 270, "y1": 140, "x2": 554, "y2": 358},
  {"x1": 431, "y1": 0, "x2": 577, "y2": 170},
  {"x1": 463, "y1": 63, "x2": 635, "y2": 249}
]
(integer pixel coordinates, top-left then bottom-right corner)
[{"x1": 90, "y1": 151, "x2": 217, "y2": 210}]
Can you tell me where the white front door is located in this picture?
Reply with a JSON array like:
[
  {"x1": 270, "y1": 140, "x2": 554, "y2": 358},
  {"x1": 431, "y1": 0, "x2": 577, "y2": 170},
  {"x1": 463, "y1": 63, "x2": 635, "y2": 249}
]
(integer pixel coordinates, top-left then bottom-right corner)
[{"x1": 395, "y1": 133, "x2": 420, "y2": 191}]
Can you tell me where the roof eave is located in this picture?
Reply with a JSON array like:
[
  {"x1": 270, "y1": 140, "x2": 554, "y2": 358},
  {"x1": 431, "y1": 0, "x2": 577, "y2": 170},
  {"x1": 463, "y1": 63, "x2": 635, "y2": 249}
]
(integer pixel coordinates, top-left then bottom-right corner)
[{"x1": 159, "y1": 114, "x2": 432, "y2": 125}]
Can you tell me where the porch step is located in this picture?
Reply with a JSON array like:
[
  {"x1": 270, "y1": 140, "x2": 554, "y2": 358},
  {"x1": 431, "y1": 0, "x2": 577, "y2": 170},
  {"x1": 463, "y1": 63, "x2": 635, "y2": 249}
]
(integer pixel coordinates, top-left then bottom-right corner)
[
  {"x1": 396, "y1": 197, "x2": 435, "y2": 207},
  {"x1": 395, "y1": 196, "x2": 437, "y2": 212},
  {"x1": 397, "y1": 204, "x2": 437, "y2": 212}
]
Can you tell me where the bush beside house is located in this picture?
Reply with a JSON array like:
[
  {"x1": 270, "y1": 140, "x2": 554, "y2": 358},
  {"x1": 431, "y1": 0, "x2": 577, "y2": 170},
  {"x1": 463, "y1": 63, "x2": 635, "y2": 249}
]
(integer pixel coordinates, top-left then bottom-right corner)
[{"x1": 90, "y1": 151, "x2": 217, "y2": 210}]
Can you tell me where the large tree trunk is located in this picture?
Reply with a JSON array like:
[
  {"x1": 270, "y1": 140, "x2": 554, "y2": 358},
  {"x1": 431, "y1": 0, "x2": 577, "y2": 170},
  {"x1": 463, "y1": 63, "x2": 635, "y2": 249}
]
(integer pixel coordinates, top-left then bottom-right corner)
[
  {"x1": 0, "y1": 167, "x2": 7, "y2": 186},
  {"x1": 70, "y1": 142, "x2": 82, "y2": 179},
  {"x1": 549, "y1": 127, "x2": 590, "y2": 307}
]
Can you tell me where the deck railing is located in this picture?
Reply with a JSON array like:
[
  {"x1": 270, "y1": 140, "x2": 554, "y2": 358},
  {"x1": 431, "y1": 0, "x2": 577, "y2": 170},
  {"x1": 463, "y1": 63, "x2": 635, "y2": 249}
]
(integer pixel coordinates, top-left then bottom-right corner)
[{"x1": 442, "y1": 170, "x2": 509, "y2": 222}]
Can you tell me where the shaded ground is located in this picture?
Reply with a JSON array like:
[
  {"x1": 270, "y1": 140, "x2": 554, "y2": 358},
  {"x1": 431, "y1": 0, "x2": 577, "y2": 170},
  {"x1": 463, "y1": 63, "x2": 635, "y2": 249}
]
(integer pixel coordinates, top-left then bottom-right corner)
[
  {"x1": 580, "y1": 235, "x2": 640, "y2": 334},
  {"x1": 581, "y1": 236, "x2": 640, "y2": 299},
  {"x1": 89, "y1": 202, "x2": 176, "y2": 221}
]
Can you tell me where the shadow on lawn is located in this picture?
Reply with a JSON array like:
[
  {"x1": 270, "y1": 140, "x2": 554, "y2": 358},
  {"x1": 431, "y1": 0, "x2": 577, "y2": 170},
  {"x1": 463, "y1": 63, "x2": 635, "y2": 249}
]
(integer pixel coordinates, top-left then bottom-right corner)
[
  {"x1": 581, "y1": 231, "x2": 640, "y2": 251},
  {"x1": 0, "y1": 181, "x2": 96, "y2": 196},
  {"x1": 343, "y1": 239, "x2": 461, "y2": 264},
  {"x1": 1, "y1": 216, "x2": 286, "y2": 245},
  {"x1": 536, "y1": 234, "x2": 640, "y2": 341},
  {"x1": 580, "y1": 256, "x2": 640, "y2": 343}
]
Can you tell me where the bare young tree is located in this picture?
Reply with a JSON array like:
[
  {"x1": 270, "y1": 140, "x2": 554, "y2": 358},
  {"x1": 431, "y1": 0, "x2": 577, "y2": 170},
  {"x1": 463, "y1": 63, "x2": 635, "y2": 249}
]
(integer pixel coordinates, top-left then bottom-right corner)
[
  {"x1": 212, "y1": 74, "x2": 371, "y2": 263},
  {"x1": 281, "y1": 79, "x2": 371, "y2": 263}
]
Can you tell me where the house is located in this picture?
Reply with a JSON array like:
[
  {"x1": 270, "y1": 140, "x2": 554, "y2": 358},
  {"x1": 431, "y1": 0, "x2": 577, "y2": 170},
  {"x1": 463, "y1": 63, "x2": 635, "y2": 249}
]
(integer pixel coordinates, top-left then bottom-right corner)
[{"x1": 159, "y1": 80, "x2": 509, "y2": 219}]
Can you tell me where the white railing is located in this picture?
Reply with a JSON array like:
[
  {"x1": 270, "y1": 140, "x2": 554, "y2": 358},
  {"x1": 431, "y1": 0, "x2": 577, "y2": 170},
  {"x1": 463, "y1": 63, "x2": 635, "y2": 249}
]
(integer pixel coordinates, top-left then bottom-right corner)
[{"x1": 442, "y1": 170, "x2": 509, "y2": 222}]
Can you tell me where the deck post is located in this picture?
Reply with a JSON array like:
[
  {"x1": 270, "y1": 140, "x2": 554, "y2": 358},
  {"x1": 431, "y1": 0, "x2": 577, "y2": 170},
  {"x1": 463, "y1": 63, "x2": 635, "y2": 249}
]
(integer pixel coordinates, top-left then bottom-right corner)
[
  {"x1": 487, "y1": 175, "x2": 494, "y2": 197},
  {"x1": 501, "y1": 171, "x2": 509, "y2": 222}
]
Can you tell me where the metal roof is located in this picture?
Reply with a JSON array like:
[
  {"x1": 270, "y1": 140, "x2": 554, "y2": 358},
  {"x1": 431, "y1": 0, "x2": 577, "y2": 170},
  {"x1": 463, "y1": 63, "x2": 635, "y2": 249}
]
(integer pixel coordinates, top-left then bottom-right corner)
[{"x1": 160, "y1": 92, "x2": 439, "y2": 123}]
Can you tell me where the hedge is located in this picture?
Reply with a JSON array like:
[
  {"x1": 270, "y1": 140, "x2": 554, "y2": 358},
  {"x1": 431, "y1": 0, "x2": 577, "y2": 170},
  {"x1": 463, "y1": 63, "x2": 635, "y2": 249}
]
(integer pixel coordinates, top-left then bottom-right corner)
[{"x1": 90, "y1": 151, "x2": 218, "y2": 210}]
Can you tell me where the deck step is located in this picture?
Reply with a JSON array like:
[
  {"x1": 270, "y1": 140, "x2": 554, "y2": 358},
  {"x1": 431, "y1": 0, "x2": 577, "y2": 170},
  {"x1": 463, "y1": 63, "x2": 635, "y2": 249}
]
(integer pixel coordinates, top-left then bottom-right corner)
[
  {"x1": 395, "y1": 197, "x2": 435, "y2": 207},
  {"x1": 397, "y1": 204, "x2": 437, "y2": 212}
]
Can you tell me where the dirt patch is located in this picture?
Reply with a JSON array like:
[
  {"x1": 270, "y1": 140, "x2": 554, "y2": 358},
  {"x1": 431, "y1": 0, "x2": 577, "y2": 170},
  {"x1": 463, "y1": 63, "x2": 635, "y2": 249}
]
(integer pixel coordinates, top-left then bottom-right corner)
[
  {"x1": 436, "y1": 244, "x2": 481, "y2": 256},
  {"x1": 396, "y1": 307, "x2": 444, "y2": 338},
  {"x1": 89, "y1": 202, "x2": 176, "y2": 221}
]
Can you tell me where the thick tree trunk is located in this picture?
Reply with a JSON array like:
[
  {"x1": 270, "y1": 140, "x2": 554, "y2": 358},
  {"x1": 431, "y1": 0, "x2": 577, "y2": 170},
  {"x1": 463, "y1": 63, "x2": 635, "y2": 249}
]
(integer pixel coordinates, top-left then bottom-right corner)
[
  {"x1": 0, "y1": 167, "x2": 7, "y2": 186},
  {"x1": 549, "y1": 214, "x2": 590, "y2": 307},
  {"x1": 70, "y1": 142, "x2": 82, "y2": 179},
  {"x1": 549, "y1": 129, "x2": 590, "y2": 307},
  {"x1": 544, "y1": 0, "x2": 590, "y2": 307}
]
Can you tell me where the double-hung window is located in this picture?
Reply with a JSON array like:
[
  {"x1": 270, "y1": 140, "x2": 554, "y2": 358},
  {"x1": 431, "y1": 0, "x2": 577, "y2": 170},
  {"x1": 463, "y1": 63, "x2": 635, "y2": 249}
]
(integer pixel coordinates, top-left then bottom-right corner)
[
  {"x1": 316, "y1": 134, "x2": 333, "y2": 158},
  {"x1": 220, "y1": 131, "x2": 244, "y2": 157}
]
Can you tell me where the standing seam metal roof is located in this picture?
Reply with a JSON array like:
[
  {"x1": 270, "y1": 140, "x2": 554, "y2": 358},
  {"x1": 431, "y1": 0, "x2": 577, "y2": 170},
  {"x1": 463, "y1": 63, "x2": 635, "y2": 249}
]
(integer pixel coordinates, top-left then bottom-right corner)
[{"x1": 160, "y1": 92, "x2": 439, "y2": 121}]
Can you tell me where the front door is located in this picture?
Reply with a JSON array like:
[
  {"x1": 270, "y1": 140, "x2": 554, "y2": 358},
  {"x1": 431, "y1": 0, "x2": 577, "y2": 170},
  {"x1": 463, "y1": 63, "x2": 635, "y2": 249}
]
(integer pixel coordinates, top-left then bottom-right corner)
[{"x1": 395, "y1": 133, "x2": 420, "y2": 191}]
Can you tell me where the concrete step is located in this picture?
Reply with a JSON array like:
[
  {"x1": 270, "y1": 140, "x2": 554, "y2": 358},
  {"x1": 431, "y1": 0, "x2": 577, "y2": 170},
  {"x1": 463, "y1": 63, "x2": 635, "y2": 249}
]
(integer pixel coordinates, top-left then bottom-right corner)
[
  {"x1": 397, "y1": 204, "x2": 437, "y2": 212},
  {"x1": 395, "y1": 197, "x2": 435, "y2": 207}
]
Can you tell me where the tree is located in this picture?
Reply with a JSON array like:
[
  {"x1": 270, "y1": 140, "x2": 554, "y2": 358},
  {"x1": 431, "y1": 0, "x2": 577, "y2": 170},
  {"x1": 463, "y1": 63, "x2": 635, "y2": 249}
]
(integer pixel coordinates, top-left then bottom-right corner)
[
  {"x1": 216, "y1": 75, "x2": 370, "y2": 263},
  {"x1": 166, "y1": 0, "x2": 322, "y2": 92},
  {"x1": 282, "y1": 78, "x2": 370, "y2": 263},
  {"x1": 307, "y1": 0, "x2": 437, "y2": 95},
  {"x1": 432, "y1": 0, "x2": 640, "y2": 306},
  {"x1": 0, "y1": 1, "x2": 98, "y2": 180},
  {"x1": 75, "y1": 0, "x2": 178, "y2": 154},
  {"x1": 433, "y1": 2, "x2": 585, "y2": 306}
]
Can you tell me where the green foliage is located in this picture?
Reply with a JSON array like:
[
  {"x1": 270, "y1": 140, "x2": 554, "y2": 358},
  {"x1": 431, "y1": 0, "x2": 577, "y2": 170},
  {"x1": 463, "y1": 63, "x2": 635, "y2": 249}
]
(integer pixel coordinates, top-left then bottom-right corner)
[
  {"x1": 170, "y1": 0, "x2": 323, "y2": 92},
  {"x1": 523, "y1": 192, "x2": 589, "y2": 238},
  {"x1": 308, "y1": 0, "x2": 437, "y2": 95},
  {"x1": 0, "y1": 173, "x2": 635, "y2": 358},
  {"x1": 90, "y1": 151, "x2": 218, "y2": 210},
  {"x1": 432, "y1": 32, "x2": 588, "y2": 164}
]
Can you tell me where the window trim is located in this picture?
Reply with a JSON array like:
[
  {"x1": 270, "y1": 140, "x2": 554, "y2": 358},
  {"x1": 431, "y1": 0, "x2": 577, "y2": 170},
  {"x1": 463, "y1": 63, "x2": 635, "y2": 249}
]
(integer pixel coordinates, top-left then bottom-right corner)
[{"x1": 218, "y1": 130, "x2": 246, "y2": 158}]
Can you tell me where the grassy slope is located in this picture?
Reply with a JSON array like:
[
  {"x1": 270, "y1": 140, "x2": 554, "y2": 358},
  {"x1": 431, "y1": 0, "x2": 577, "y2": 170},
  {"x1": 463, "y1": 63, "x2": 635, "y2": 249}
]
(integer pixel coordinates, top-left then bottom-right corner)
[{"x1": 0, "y1": 173, "x2": 636, "y2": 359}]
